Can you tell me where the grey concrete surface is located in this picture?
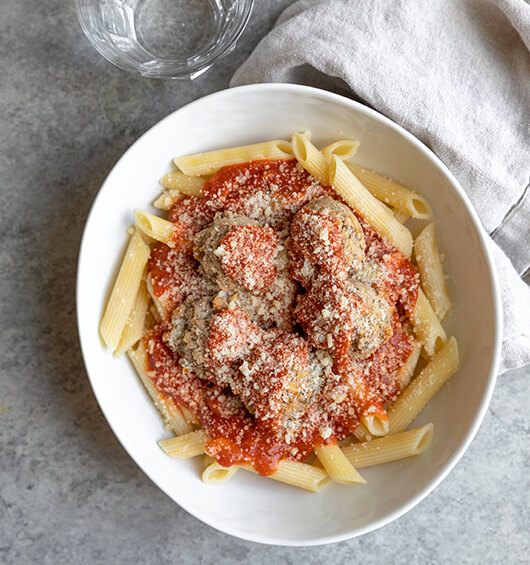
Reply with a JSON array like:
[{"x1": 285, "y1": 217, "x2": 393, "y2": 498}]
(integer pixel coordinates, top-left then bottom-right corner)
[{"x1": 1, "y1": 1, "x2": 529, "y2": 563}]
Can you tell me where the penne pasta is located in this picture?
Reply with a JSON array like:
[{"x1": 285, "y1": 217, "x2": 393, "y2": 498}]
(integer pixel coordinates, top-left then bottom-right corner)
[
  {"x1": 134, "y1": 210, "x2": 176, "y2": 246},
  {"x1": 315, "y1": 443, "x2": 366, "y2": 484},
  {"x1": 412, "y1": 288, "x2": 447, "y2": 358},
  {"x1": 393, "y1": 209, "x2": 410, "y2": 224},
  {"x1": 179, "y1": 405, "x2": 198, "y2": 426},
  {"x1": 414, "y1": 223, "x2": 451, "y2": 320},
  {"x1": 342, "y1": 424, "x2": 434, "y2": 468},
  {"x1": 244, "y1": 460, "x2": 332, "y2": 493},
  {"x1": 159, "y1": 429, "x2": 208, "y2": 458},
  {"x1": 388, "y1": 337, "x2": 459, "y2": 434},
  {"x1": 291, "y1": 133, "x2": 330, "y2": 185},
  {"x1": 114, "y1": 282, "x2": 150, "y2": 357},
  {"x1": 202, "y1": 461, "x2": 239, "y2": 484},
  {"x1": 361, "y1": 413, "x2": 389, "y2": 437},
  {"x1": 396, "y1": 341, "x2": 422, "y2": 392},
  {"x1": 346, "y1": 162, "x2": 433, "y2": 219},
  {"x1": 149, "y1": 303, "x2": 162, "y2": 323},
  {"x1": 153, "y1": 188, "x2": 183, "y2": 211},
  {"x1": 128, "y1": 343, "x2": 193, "y2": 436},
  {"x1": 174, "y1": 140, "x2": 293, "y2": 176},
  {"x1": 329, "y1": 156, "x2": 413, "y2": 256},
  {"x1": 202, "y1": 454, "x2": 214, "y2": 466},
  {"x1": 321, "y1": 139, "x2": 360, "y2": 161},
  {"x1": 352, "y1": 422, "x2": 372, "y2": 443},
  {"x1": 146, "y1": 275, "x2": 167, "y2": 321},
  {"x1": 100, "y1": 230, "x2": 151, "y2": 351},
  {"x1": 159, "y1": 171, "x2": 207, "y2": 195}
]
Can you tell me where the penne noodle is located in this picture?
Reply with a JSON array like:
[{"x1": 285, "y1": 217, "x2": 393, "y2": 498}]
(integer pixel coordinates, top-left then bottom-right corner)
[
  {"x1": 202, "y1": 454, "x2": 214, "y2": 467},
  {"x1": 145, "y1": 275, "x2": 167, "y2": 321},
  {"x1": 134, "y1": 210, "x2": 176, "y2": 246},
  {"x1": 352, "y1": 422, "x2": 372, "y2": 443},
  {"x1": 149, "y1": 303, "x2": 162, "y2": 323},
  {"x1": 361, "y1": 412, "x2": 389, "y2": 437},
  {"x1": 159, "y1": 171, "x2": 206, "y2": 195},
  {"x1": 114, "y1": 282, "x2": 150, "y2": 357},
  {"x1": 321, "y1": 139, "x2": 360, "y2": 161},
  {"x1": 165, "y1": 408, "x2": 194, "y2": 438},
  {"x1": 100, "y1": 230, "x2": 151, "y2": 351},
  {"x1": 174, "y1": 140, "x2": 293, "y2": 176},
  {"x1": 414, "y1": 223, "x2": 451, "y2": 320},
  {"x1": 142, "y1": 309, "x2": 156, "y2": 332},
  {"x1": 346, "y1": 162, "x2": 433, "y2": 219},
  {"x1": 388, "y1": 337, "x2": 459, "y2": 434},
  {"x1": 396, "y1": 340, "x2": 422, "y2": 392},
  {"x1": 315, "y1": 443, "x2": 366, "y2": 484},
  {"x1": 329, "y1": 156, "x2": 413, "y2": 256},
  {"x1": 291, "y1": 133, "x2": 330, "y2": 185},
  {"x1": 342, "y1": 424, "x2": 434, "y2": 468},
  {"x1": 153, "y1": 188, "x2": 184, "y2": 211},
  {"x1": 128, "y1": 343, "x2": 193, "y2": 436},
  {"x1": 244, "y1": 460, "x2": 332, "y2": 493},
  {"x1": 159, "y1": 429, "x2": 208, "y2": 458},
  {"x1": 393, "y1": 209, "x2": 410, "y2": 224},
  {"x1": 412, "y1": 288, "x2": 447, "y2": 358},
  {"x1": 202, "y1": 461, "x2": 239, "y2": 484},
  {"x1": 178, "y1": 405, "x2": 198, "y2": 425}
]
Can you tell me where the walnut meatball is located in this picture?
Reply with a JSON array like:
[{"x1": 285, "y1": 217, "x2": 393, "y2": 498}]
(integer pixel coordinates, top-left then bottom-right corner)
[
  {"x1": 289, "y1": 196, "x2": 365, "y2": 288},
  {"x1": 194, "y1": 211, "x2": 279, "y2": 294}
]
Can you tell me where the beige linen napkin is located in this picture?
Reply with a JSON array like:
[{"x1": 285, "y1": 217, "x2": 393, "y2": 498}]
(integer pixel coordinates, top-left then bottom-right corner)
[{"x1": 231, "y1": 0, "x2": 530, "y2": 373}]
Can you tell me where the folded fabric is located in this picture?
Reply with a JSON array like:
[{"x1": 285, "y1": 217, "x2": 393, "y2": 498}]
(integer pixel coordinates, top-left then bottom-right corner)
[{"x1": 231, "y1": 0, "x2": 530, "y2": 373}]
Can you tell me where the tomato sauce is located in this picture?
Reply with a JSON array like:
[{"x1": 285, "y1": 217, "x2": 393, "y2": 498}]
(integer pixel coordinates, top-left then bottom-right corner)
[
  {"x1": 200, "y1": 159, "x2": 333, "y2": 229},
  {"x1": 144, "y1": 159, "x2": 419, "y2": 475}
]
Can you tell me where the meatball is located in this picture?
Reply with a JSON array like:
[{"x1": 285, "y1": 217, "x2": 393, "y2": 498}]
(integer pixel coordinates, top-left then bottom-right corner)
[
  {"x1": 289, "y1": 196, "x2": 365, "y2": 288},
  {"x1": 204, "y1": 305, "x2": 261, "y2": 387},
  {"x1": 304, "y1": 197, "x2": 365, "y2": 260},
  {"x1": 164, "y1": 295, "x2": 216, "y2": 378},
  {"x1": 295, "y1": 275, "x2": 393, "y2": 368},
  {"x1": 194, "y1": 212, "x2": 279, "y2": 295},
  {"x1": 348, "y1": 280, "x2": 393, "y2": 359},
  {"x1": 233, "y1": 329, "x2": 324, "y2": 435},
  {"x1": 190, "y1": 303, "x2": 323, "y2": 434},
  {"x1": 219, "y1": 247, "x2": 297, "y2": 331}
]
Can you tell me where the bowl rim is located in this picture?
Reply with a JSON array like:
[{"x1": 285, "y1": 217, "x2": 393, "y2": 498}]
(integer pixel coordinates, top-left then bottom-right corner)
[{"x1": 76, "y1": 83, "x2": 502, "y2": 546}]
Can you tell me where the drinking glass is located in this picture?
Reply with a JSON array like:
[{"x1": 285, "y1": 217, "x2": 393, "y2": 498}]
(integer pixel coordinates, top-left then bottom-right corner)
[{"x1": 76, "y1": 0, "x2": 254, "y2": 79}]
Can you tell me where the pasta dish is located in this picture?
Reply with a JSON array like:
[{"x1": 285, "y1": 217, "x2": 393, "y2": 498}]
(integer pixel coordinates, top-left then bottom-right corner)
[{"x1": 99, "y1": 133, "x2": 459, "y2": 491}]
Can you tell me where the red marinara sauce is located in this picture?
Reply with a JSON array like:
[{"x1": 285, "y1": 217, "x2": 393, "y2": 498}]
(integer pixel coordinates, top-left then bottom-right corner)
[{"x1": 143, "y1": 158, "x2": 419, "y2": 476}]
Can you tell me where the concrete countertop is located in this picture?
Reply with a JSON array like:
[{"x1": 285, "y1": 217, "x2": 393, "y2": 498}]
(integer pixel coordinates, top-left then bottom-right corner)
[{"x1": 1, "y1": 1, "x2": 528, "y2": 563}]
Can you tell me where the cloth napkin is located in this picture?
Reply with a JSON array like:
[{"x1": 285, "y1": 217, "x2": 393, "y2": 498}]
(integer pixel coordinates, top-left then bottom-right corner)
[{"x1": 231, "y1": 0, "x2": 530, "y2": 374}]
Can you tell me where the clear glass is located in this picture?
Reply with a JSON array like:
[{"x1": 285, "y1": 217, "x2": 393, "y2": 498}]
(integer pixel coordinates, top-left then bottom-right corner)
[{"x1": 75, "y1": 0, "x2": 254, "y2": 79}]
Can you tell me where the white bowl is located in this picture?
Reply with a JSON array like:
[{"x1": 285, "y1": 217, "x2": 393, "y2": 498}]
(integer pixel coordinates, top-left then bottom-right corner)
[{"x1": 77, "y1": 84, "x2": 501, "y2": 546}]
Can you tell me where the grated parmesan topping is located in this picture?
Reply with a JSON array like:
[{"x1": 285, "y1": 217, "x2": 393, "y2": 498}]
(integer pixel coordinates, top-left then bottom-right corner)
[{"x1": 219, "y1": 224, "x2": 279, "y2": 294}]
